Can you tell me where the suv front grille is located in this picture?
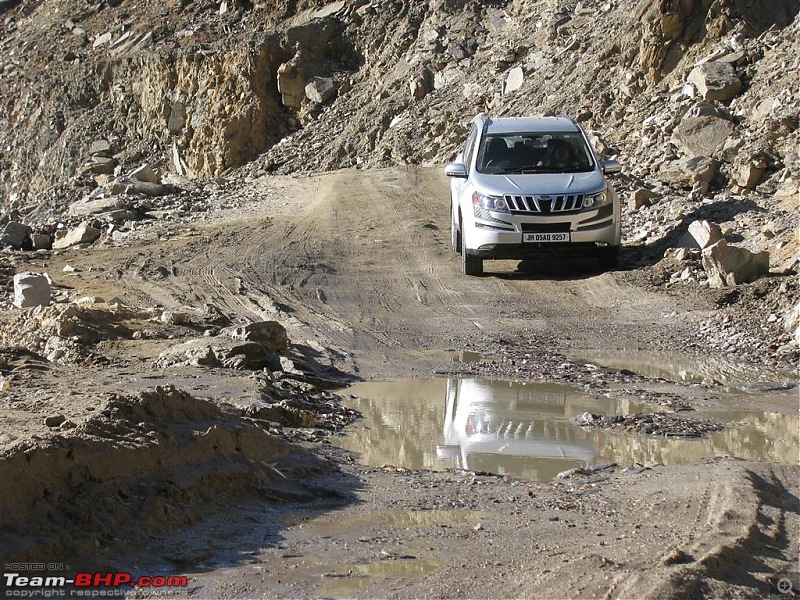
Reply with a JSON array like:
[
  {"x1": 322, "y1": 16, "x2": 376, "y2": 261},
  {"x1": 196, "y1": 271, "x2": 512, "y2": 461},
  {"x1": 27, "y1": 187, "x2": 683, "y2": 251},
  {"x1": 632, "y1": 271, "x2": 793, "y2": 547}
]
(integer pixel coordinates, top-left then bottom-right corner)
[{"x1": 504, "y1": 194, "x2": 585, "y2": 214}]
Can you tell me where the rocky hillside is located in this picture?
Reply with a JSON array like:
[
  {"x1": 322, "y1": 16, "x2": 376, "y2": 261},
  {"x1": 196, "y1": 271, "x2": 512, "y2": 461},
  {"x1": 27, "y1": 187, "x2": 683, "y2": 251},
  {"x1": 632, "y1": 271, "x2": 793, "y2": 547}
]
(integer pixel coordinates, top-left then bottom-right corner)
[{"x1": 0, "y1": 0, "x2": 798, "y2": 346}]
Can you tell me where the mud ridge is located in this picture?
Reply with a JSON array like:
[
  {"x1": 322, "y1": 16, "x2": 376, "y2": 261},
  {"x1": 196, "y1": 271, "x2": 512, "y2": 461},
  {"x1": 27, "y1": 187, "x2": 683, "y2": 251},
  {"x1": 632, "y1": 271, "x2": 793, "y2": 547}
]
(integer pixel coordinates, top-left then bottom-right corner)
[{"x1": 0, "y1": 385, "x2": 339, "y2": 565}]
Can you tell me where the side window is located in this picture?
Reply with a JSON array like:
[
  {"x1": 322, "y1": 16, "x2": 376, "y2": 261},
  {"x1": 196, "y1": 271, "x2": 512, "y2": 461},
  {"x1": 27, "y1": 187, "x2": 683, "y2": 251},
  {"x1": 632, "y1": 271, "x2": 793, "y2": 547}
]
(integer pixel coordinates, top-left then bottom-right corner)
[{"x1": 463, "y1": 125, "x2": 478, "y2": 169}]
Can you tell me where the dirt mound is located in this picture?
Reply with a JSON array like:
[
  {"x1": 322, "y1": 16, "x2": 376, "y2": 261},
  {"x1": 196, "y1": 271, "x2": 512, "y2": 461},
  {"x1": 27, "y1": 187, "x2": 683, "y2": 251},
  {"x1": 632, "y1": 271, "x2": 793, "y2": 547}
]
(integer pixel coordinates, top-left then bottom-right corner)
[{"x1": 0, "y1": 385, "x2": 333, "y2": 565}]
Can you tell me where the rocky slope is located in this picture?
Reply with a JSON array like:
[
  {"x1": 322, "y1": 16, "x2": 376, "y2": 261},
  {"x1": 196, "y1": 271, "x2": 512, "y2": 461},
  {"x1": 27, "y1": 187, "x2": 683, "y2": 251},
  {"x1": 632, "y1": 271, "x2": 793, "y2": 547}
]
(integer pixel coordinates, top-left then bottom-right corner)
[{"x1": 1, "y1": 1, "x2": 799, "y2": 345}]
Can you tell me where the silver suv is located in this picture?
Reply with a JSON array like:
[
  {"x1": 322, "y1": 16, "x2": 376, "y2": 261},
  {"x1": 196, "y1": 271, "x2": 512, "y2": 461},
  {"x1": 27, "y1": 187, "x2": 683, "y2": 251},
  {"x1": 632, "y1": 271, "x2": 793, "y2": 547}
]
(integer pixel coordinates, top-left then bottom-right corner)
[{"x1": 445, "y1": 114, "x2": 621, "y2": 276}]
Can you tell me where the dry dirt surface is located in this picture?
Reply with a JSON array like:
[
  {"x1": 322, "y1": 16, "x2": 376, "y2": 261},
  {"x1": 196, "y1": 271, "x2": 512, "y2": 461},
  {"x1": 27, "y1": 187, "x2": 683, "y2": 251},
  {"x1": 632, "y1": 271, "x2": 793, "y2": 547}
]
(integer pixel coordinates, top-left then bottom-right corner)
[{"x1": 1, "y1": 167, "x2": 798, "y2": 599}]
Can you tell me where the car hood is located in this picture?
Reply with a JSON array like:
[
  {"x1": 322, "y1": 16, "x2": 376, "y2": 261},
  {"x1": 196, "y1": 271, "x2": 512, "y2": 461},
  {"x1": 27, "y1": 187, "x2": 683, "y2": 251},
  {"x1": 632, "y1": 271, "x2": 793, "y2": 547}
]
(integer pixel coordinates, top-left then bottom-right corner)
[{"x1": 473, "y1": 170, "x2": 606, "y2": 195}]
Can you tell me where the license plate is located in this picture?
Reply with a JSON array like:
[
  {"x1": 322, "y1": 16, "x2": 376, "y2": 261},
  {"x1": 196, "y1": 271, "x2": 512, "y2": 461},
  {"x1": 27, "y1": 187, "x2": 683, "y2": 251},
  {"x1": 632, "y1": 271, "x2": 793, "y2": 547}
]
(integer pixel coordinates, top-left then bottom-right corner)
[{"x1": 523, "y1": 232, "x2": 570, "y2": 243}]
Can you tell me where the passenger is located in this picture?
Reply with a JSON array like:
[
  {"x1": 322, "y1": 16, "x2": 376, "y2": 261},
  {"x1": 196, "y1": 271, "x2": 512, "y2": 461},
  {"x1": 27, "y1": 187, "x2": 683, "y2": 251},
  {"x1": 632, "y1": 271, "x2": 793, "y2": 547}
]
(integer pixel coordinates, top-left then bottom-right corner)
[{"x1": 485, "y1": 137, "x2": 511, "y2": 167}]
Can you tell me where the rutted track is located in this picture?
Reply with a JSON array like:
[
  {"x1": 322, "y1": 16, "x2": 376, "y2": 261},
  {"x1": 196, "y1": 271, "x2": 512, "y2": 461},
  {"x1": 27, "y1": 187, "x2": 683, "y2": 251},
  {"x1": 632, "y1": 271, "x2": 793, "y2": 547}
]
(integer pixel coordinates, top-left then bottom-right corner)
[{"x1": 62, "y1": 167, "x2": 688, "y2": 378}]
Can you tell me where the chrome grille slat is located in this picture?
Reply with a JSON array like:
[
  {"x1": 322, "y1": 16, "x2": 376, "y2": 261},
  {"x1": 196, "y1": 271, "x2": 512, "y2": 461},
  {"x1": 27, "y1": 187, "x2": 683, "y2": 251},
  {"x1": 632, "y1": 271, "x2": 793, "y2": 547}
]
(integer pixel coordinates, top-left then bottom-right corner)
[{"x1": 505, "y1": 194, "x2": 584, "y2": 214}]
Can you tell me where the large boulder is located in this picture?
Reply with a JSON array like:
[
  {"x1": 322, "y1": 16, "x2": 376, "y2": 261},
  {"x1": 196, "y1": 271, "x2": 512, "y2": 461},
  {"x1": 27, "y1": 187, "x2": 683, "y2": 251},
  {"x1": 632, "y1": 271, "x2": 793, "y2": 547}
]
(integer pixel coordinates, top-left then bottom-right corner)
[
  {"x1": 53, "y1": 223, "x2": 102, "y2": 249},
  {"x1": 305, "y1": 77, "x2": 337, "y2": 104},
  {"x1": 701, "y1": 240, "x2": 770, "y2": 287},
  {"x1": 13, "y1": 272, "x2": 52, "y2": 308},
  {"x1": 687, "y1": 62, "x2": 742, "y2": 102},
  {"x1": 504, "y1": 67, "x2": 524, "y2": 94},
  {"x1": 658, "y1": 156, "x2": 718, "y2": 189},
  {"x1": 68, "y1": 197, "x2": 126, "y2": 217},
  {"x1": 671, "y1": 117, "x2": 734, "y2": 158},
  {"x1": 227, "y1": 321, "x2": 289, "y2": 353},
  {"x1": 0, "y1": 222, "x2": 31, "y2": 249},
  {"x1": 687, "y1": 220, "x2": 723, "y2": 249}
]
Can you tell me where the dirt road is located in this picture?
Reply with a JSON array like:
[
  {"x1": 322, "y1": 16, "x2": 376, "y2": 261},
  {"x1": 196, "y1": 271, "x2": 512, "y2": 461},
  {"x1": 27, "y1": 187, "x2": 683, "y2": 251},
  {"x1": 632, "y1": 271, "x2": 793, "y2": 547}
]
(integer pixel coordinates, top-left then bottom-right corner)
[
  {"x1": 2, "y1": 167, "x2": 798, "y2": 599},
  {"x1": 53, "y1": 167, "x2": 706, "y2": 377}
]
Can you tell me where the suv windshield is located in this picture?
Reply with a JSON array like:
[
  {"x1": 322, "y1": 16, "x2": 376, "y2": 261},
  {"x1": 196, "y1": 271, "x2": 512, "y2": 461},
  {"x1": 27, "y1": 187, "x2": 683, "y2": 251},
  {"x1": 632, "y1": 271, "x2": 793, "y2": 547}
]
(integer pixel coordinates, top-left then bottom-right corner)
[{"x1": 476, "y1": 131, "x2": 595, "y2": 174}]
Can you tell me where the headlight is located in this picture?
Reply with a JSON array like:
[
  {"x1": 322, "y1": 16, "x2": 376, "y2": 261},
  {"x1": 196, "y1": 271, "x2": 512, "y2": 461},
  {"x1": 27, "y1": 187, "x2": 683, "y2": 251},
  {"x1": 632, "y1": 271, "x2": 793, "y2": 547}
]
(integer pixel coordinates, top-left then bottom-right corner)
[
  {"x1": 472, "y1": 192, "x2": 510, "y2": 214},
  {"x1": 582, "y1": 189, "x2": 609, "y2": 209}
]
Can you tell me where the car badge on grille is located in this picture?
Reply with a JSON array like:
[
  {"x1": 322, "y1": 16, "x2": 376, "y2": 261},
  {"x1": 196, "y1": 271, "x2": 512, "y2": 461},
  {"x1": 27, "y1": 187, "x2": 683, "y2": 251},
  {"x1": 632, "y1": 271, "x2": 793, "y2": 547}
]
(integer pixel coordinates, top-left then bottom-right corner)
[{"x1": 537, "y1": 195, "x2": 552, "y2": 213}]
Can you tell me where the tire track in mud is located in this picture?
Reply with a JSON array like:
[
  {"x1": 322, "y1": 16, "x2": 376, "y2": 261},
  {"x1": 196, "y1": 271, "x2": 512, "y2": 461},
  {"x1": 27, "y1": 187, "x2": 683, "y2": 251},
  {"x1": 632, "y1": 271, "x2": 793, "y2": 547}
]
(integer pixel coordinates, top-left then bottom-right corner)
[
  {"x1": 72, "y1": 166, "x2": 687, "y2": 372},
  {"x1": 578, "y1": 464, "x2": 799, "y2": 600},
  {"x1": 225, "y1": 168, "x2": 480, "y2": 353},
  {"x1": 172, "y1": 167, "x2": 659, "y2": 364}
]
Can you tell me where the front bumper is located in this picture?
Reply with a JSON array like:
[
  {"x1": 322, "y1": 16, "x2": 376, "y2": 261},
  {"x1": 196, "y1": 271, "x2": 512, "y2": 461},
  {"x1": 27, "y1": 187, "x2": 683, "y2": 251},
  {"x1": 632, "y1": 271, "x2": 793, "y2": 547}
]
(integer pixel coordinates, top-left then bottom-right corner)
[{"x1": 466, "y1": 204, "x2": 620, "y2": 260}]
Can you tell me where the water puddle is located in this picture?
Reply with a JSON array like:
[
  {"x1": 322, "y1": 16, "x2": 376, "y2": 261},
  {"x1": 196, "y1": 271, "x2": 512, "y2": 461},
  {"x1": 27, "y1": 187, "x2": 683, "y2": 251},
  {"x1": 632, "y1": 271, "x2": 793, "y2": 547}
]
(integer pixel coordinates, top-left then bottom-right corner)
[
  {"x1": 332, "y1": 377, "x2": 799, "y2": 481},
  {"x1": 568, "y1": 348, "x2": 797, "y2": 386},
  {"x1": 182, "y1": 509, "x2": 474, "y2": 598}
]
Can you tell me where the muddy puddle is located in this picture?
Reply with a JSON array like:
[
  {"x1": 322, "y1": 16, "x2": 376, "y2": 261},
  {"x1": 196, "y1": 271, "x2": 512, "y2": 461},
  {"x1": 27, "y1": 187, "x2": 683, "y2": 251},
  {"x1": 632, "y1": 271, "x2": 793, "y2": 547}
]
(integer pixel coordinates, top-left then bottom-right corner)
[
  {"x1": 178, "y1": 508, "x2": 477, "y2": 599},
  {"x1": 568, "y1": 348, "x2": 796, "y2": 386},
  {"x1": 331, "y1": 377, "x2": 799, "y2": 482}
]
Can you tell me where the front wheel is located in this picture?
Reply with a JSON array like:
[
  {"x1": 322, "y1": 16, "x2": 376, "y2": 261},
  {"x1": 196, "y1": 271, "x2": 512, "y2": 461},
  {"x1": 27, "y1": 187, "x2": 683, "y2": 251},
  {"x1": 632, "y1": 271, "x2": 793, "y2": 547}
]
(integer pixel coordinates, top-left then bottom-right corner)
[
  {"x1": 460, "y1": 224, "x2": 483, "y2": 276},
  {"x1": 451, "y1": 203, "x2": 461, "y2": 254}
]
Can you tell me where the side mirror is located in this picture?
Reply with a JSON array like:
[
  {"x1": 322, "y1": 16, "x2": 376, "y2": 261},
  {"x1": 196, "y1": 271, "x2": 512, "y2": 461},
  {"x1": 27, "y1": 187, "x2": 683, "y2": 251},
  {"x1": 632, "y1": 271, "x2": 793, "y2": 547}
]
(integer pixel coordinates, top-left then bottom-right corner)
[
  {"x1": 445, "y1": 163, "x2": 468, "y2": 178},
  {"x1": 603, "y1": 159, "x2": 621, "y2": 175}
]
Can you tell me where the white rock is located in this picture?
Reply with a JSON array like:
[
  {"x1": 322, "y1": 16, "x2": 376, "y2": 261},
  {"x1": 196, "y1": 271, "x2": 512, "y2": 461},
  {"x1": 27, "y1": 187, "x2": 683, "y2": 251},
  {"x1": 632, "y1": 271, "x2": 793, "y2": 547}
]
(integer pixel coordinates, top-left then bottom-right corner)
[
  {"x1": 130, "y1": 164, "x2": 159, "y2": 184},
  {"x1": 504, "y1": 67, "x2": 524, "y2": 94},
  {"x1": 687, "y1": 220, "x2": 723, "y2": 249},
  {"x1": 53, "y1": 223, "x2": 101, "y2": 249},
  {"x1": 701, "y1": 240, "x2": 770, "y2": 288},
  {"x1": 13, "y1": 272, "x2": 52, "y2": 308}
]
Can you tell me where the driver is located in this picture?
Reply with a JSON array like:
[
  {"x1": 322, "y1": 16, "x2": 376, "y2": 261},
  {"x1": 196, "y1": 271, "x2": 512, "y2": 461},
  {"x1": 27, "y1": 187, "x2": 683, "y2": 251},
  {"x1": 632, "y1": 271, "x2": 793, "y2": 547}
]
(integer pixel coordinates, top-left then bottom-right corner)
[{"x1": 537, "y1": 140, "x2": 573, "y2": 167}]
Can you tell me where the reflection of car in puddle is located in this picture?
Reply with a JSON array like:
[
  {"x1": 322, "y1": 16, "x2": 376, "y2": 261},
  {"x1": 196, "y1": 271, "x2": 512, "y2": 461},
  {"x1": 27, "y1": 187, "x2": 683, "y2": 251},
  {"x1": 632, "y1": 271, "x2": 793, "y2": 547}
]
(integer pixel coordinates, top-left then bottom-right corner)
[{"x1": 436, "y1": 378, "x2": 599, "y2": 480}]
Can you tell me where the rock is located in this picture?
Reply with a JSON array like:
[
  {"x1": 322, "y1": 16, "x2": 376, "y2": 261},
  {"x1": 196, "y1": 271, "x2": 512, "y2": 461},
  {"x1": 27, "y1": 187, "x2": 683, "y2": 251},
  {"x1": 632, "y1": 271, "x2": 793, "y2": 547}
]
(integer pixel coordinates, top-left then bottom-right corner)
[
  {"x1": 687, "y1": 62, "x2": 742, "y2": 102},
  {"x1": 277, "y1": 51, "x2": 307, "y2": 110},
  {"x1": 89, "y1": 139, "x2": 113, "y2": 157},
  {"x1": 686, "y1": 100, "x2": 729, "y2": 119},
  {"x1": 701, "y1": 239, "x2": 770, "y2": 287},
  {"x1": 628, "y1": 188, "x2": 659, "y2": 210},
  {"x1": 160, "y1": 310, "x2": 190, "y2": 325},
  {"x1": 671, "y1": 117, "x2": 734, "y2": 158},
  {"x1": 227, "y1": 321, "x2": 289, "y2": 353},
  {"x1": 13, "y1": 272, "x2": 52, "y2": 308},
  {"x1": 409, "y1": 70, "x2": 433, "y2": 100},
  {"x1": 158, "y1": 342, "x2": 221, "y2": 367},
  {"x1": 68, "y1": 197, "x2": 126, "y2": 217},
  {"x1": 504, "y1": 67, "x2": 524, "y2": 94},
  {"x1": 571, "y1": 411, "x2": 598, "y2": 426},
  {"x1": 687, "y1": 220, "x2": 723, "y2": 249},
  {"x1": 658, "y1": 156, "x2": 718, "y2": 189},
  {"x1": 130, "y1": 164, "x2": 159, "y2": 184},
  {"x1": 31, "y1": 233, "x2": 52, "y2": 250},
  {"x1": 92, "y1": 31, "x2": 113, "y2": 49},
  {"x1": 53, "y1": 223, "x2": 102, "y2": 249},
  {"x1": 225, "y1": 342, "x2": 281, "y2": 370},
  {"x1": 305, "y1": 77, "x2": 337, "y2": 104},
  {"x1": 124, "y1": 179, "x2": 166, "y2": 197},
  {"x1": 45, "y1": 415, "x2": 67, "y2": 428},
  {"x1": 82, "y1": 156, "x2": 117, "y2": 175},
  {"x1": 784, "y1": 301, "x2": 800, "y2": 345},
  {"x1": 0, "y1": 222, "x2": 31, "y2": 249},
  {"x1": 734, "y1": 161, "x2": 766, "y2": 190}
]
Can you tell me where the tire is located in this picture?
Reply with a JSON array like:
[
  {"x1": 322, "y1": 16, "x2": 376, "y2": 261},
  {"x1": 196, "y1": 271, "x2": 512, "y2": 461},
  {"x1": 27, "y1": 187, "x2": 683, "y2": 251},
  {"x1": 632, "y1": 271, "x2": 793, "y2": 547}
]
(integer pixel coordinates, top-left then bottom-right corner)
[
  {"x1": 599, "y1": 246, "x2": 620, "y2": 270},
  {"x1": 460, "y1": 221, "x2": 483, "y2": 276},
  {"x1": 451, "y1": 203, "x2": 461, "y2": 254}
]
